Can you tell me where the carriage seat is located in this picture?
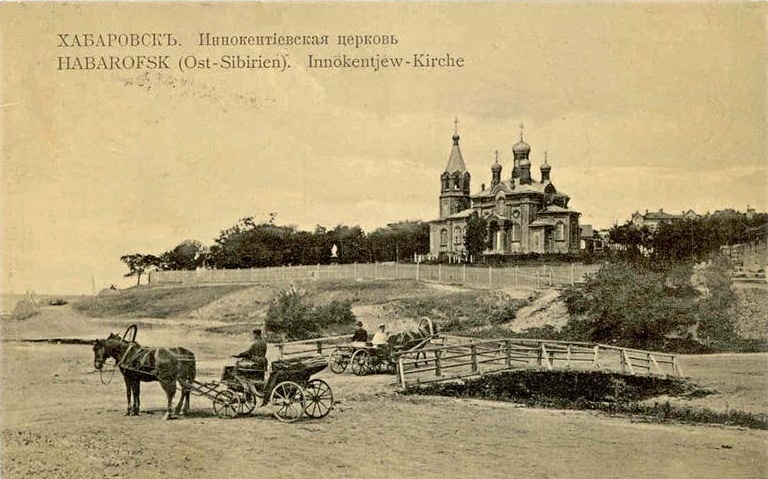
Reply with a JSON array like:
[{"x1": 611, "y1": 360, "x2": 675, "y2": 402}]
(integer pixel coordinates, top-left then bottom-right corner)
[{"x1": 234, "y1": 359, "x2": 266, "y2": 381}]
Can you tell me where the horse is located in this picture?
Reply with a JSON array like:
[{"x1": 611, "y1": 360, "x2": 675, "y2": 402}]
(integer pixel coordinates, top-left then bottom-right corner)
[
  {"x1": 387, "y1": 318, "x2": 439, "y2": 367},
  {"x1": 92, "y1": 333, "x2": 196, "y2": 420}
]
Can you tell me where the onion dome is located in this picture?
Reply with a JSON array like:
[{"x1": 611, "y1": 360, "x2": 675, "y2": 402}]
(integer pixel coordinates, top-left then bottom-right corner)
[
  {"x1": 491, "y1": 151, "x2": 502, "y2": 172},
  {"x1": 512, "y1": 140, "x2": 530, "y2": 155}
]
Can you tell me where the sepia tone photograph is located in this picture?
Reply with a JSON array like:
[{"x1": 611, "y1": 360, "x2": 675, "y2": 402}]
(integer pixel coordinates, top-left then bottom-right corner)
[{"x1": 1, "y1": 2, "x2": 766, "y2": 478}]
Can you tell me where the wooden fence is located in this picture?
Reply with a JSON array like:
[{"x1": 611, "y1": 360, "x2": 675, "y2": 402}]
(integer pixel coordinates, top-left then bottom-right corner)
[
  {"x1": 271, "y1": 334, "x2": 683, "y2": 391},
  {"x1": 395, "y1": 337, "x2": 683, "y2": 390},
  {"x1": 150, "y1": 263, "x2": 599, "y2": 288}
]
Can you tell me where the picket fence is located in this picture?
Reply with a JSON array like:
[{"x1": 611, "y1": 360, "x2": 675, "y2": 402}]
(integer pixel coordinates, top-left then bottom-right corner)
[{"x1": 150, "y1": 262, "x2": 599, "y2": 289}]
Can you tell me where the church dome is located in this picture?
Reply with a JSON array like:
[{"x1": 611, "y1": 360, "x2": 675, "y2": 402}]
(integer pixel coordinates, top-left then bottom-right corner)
[
  {"x1": 541, "y1": 161, "x2": 551, "y2": 171},
  {"x1": 512, "y1": 140, "x2": 530, "y2": 155},
  {"x1": 491, "y1": 160, "x2": 502, "y2": 172}
]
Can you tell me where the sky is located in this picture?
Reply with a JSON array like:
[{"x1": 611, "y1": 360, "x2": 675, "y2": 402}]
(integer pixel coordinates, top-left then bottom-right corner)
[{"x1": 1, "y1": 2, "x2": 766, "y2": 294}]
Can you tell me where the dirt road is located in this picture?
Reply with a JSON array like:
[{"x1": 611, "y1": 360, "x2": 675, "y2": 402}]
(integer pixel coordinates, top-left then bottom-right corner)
[{"x1": 2, "y1": 306, "x2": 766, "y2": 479}]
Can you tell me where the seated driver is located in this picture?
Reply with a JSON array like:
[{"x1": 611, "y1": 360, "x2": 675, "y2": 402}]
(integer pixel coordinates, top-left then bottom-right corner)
[
  {"x1": 232, "y1": 328, "x2": 268, "y2": 378},
  {"x1": 351, "y1": 321, "x2": 368, "y2": 346}
]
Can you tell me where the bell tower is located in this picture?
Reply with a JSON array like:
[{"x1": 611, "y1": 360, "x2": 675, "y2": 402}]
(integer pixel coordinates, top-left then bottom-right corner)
[{"x1": 439, "y1": 118, "x2": 471, "y2": 218}]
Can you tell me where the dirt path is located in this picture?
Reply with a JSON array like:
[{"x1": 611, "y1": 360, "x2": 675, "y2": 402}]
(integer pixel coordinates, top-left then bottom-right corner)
[{"x1": 2, "y1": 307, "x2": 767, "y2": 478}]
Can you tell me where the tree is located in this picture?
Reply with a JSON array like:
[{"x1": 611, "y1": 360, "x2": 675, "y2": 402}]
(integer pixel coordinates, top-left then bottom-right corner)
[
  {"x1": 160, "y1": 240, "x2": 206, "y2": 270},
  {"x1": 464, "y1": 212, "x2": 487, "y2": 261},
  {"x1": 120, "y1": 253, "x2": 161, "y2": 285}
]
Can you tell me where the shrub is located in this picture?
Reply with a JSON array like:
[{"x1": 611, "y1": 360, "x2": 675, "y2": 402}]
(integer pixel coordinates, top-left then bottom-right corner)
[
  {"x1": 561, "y1": 261, "x2": 699, "y2": 348},
  {"x1": 264, "y1": 285, "x2": 356, "y2": 340},
  {"x1": 11, "y1": 298, "x2": 40, "y2": 320}
]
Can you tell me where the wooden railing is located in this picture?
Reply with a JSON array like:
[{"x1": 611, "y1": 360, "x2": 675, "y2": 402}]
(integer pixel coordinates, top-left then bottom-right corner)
[
  {"x1": 395, "y1": 338, "x2": 682, "y2": 390},
  {"x1": 274, "y1": 335, "x2": 351, "y2": 359}
]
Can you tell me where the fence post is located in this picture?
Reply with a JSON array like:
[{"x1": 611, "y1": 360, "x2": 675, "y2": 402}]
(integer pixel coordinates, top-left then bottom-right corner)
[
  {"x1": 317, "y1": 341, "x2": 323, "y2": 355},
  {"x1": 566, "y1": 344, "x2": 572, "y2": 368},
  {"x1": 470, "y1": 345, "x2": 478, "y2": 372},
  {"x1": 540, "y1": 343, "x2": 552, "y2": 370},
  {"x1": 592, "y1": 346, "x2": 600, "y2": 369},
  {"x1": 277, "y1": 344, "x2": 285, "y2": 359},
  {"x1": 619, "y1": 348, "x2": 625, "y2": 374},
  {"x1": 416, "y1": 261, "x2": 420, "y2": 282},
  {"x1": 435, "y1": 350, "x2": 443, "y2": 377},
  {"x1": 536, "y1": 269, "x2": 540, "y2": 288},
  {"x1": 375, "y1": 262, "x2": 378, "y2": 279},
  {"x1": 488, "y1": 266, "x2": 492, "y2": 285},
  {"x1": 570, "y1": 263, "x2": 575, "y2": 285},
  {"x1": 505, "y1": 340, "x2": 512, "y2": 367},
  {"x1": 672, "y1": 356, "x2": 683, "y2": 377},
  {"x1": 514, "y1": 266, "x2": 518, "y2": 286},
  {"x1": 398, "y1": 356, "x2": 407, "y2": 389}
]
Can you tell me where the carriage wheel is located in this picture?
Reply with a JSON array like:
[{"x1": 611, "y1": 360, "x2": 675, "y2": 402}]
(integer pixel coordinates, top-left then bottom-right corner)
[
  {"x1": 212, "y1": 390, "x2": 242, "y2": 419},
  {"x1": 329, "y1": 348, "x2": 349, "y2": 374},
  {"x1": 304, "y1": 379, "x2": 334, "y2": 419},
  {"x1": 241, "y1": 392, "x2": 258, "y2": 415},
  {"x1": 235, "y1": 377, "x2": 261, "y2": 415},
  {"x1": 269, "y1": 381, "x2": 305, "y2": 423},
  {"x1": 350, "y1": 350, "x2": 370, "y2": 376}
]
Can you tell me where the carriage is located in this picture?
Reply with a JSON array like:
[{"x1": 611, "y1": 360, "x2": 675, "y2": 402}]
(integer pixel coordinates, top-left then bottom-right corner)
[
  {"x1": 94, "y1": 325, "x2": 333, "y2": 422},
  {"x1": 187, "y1": 355, "x2": 334, "y2": 422},
  {"x1": 328, "y1": 317, "x2": 438, "y2": 376}
]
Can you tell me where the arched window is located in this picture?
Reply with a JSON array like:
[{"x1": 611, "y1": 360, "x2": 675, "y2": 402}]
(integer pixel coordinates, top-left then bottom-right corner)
[
  {"x1": 496, "y1": 198, "x2": 506, "y2": 215},
  {"x1": 555, "y1": 221, "x2": 565, "y2": 241},
  {"x1": 453, "y1": 226, "x2": 463, "y2": 245},
  {"x1": 510, "y1": 223, "x2": 521, "y2": 242},
  {"x1": 440, "y1": 229, "x2": 448, "y2": 246}
]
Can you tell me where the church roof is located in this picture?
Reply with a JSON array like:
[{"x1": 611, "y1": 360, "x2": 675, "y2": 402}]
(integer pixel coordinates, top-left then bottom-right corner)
[
  {"x1": 444, "y1": 134, "x2": 467, "y2": 173},
  {"x1": 529, "y1": 219, "x2": 554, "y2": 228},
  {"x1": 538, "y1": 205, "x2": 571, "y2": 214},
  {"x1": 429, "y1": 208, "x2": 475, "y2": 223},
  {"x1": 472, "y1": 179, "x2": 551, "y2": 198}
]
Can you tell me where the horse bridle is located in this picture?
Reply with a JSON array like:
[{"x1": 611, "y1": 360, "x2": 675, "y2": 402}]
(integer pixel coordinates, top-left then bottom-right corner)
[{"x1": 94, "y1": 340, "x2": 118, "y2": 386}]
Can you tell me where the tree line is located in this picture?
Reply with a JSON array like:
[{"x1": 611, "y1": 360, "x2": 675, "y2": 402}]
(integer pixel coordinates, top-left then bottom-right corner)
[
  {"x1": 608, "y1": 210, "x2": 767, "y2": 264},
  {"x1": 120, "y1": 216, "x2": 430, "y2": 284}
]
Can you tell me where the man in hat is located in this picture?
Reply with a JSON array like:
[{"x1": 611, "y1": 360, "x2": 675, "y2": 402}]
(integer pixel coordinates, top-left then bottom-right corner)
[
  {"x1": 233, "y1": 328, "x2": 268, "y2": 375},
  {"x1": 351, "y1": 321, "x2": 368, "y2": 343}
]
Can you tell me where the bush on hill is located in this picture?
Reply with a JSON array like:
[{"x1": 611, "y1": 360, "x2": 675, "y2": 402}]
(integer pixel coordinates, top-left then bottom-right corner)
[
  {"x1": 560, "y1": 257, "x2": 740, "y2": 350},
  {"x1": 264, "y1": 285, "x2": 356, "y2": 340},
  {"x1": 11, "y1": 298, "x2": 41, "y2": 320}
]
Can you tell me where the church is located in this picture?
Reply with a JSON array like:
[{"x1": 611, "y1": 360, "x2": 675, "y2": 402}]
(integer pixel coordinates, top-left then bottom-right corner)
[{"x1": 428, "y1": 124, "x2": 581, "y2": 261}]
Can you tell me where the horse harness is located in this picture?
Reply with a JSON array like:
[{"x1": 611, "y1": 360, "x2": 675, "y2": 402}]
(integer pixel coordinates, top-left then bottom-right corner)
[{"x1": 117, "y1": 343, "x2": 194, "y2": 377}]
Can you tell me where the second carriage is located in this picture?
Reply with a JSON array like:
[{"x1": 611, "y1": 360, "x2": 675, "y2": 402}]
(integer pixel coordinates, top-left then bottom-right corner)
[{"x1": 329, "y1": 317, "x2": 438, "y2": 376}]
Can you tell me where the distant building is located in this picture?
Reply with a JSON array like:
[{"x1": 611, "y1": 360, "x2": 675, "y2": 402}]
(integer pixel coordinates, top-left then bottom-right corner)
[
  {"x1": 580, "y1": 224, "x2": 605, "y2": 253},
  {"x1": 429, "y1": 124, "x2": 581, "y2": 261},
  {"x1": 630, "y1": 209, "x2": 700, "y2": 231}
]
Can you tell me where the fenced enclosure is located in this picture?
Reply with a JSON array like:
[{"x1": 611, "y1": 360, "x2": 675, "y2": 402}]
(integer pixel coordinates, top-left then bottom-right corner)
[
  {"x1": 395, "y1": 337, "x2": 683, "y2": 390},
  {"x1": 150, "y1": 262, "x2": 599, "y2": 288}
]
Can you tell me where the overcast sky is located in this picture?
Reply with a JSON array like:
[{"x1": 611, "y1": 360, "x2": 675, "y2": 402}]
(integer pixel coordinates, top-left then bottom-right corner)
[{"x1": 2, "y1": 2, "x2": 766, "y2": 294}]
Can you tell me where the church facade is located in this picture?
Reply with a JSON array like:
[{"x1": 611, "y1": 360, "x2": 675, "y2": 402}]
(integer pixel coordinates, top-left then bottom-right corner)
[{"x1": 428, "y1": 127, "x2": 580, "y2": 261}]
